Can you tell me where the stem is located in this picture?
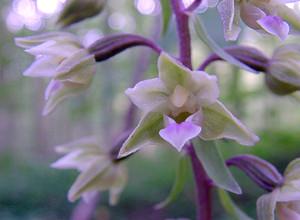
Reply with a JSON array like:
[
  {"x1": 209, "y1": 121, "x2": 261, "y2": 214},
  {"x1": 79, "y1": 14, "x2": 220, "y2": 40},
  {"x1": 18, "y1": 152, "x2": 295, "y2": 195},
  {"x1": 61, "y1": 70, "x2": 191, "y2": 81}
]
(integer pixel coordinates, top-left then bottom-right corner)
[
  {"x1": 188, "y1": 144, "x2": 212, "y2": 220},
  {"x1": 185, "y1": 0, "x2": 202, "y2": 13},
  {"x1": 170, "y1": 0, "x2": 212, "y2": 219},
  {"x1": 171, "y1": 0, "x2": 192, "y2": 69}
]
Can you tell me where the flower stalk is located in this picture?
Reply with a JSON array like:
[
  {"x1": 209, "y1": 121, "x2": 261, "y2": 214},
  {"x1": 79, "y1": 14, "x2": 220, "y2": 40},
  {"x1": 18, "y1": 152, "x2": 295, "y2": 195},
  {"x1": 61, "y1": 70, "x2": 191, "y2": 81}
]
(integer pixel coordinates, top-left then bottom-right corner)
[{"x1": 171, "y1": 1, "x2": 212, "y2": 219}]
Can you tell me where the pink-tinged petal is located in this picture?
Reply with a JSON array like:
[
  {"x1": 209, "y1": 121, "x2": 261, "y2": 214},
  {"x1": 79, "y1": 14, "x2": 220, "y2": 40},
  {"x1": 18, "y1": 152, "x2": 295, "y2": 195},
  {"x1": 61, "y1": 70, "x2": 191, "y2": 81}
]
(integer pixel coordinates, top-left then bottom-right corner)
[
  {"x1": 277, "y1": 203, "x2": 300, "y2": 220},
  {"x1": 23, "y1": 56, "x2": 61, "y2": 78},
  {"x1": 240, "y1": 2, "x2": 266, "y2": 30},
  {"x1": 159, "y1": 116, "x2": 201, "y2": 152},
  {"x1": 257, "y1": 16, "x2": 289, "y2": 41},
  {"x1": 217, "y1": 0, "x2": 241, "y2": 41}
]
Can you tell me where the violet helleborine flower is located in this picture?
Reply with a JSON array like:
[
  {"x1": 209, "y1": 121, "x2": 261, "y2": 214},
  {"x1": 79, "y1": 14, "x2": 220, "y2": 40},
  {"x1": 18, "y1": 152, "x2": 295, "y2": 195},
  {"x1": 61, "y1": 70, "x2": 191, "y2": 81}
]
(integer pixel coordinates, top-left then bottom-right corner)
[
  {"x1": 217, "y1": 0, "x2": 300, "y2": 41},
  {"x1": 15, "y1": 32, "x2": 96, "y2": 115},
  {"x1": 51, "y1": 136, "x2": 127, "y2": 205},
  {"x1": 118, "y1": 53, "x2": 259, "y2": 157},
  {"x1": 257, "y1": 158, "x2": 300, "y2": 220}
]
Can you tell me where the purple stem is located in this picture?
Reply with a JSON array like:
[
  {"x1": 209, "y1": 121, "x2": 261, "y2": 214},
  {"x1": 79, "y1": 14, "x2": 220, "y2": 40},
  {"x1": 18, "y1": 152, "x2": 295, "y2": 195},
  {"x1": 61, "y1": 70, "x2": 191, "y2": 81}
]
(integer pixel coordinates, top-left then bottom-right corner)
[
  {"x1": 185, "y1": 0, "x2": 202, "y2": 13},
  {"x1": 171, "y1": 0, "x2": 192, "y2": 69},
  {"x1": 170, "y1": 1, "x2": 212, "y2": 219},
  {"x1": 187, "y1": 144, "x2": 212, "y2": 220}
]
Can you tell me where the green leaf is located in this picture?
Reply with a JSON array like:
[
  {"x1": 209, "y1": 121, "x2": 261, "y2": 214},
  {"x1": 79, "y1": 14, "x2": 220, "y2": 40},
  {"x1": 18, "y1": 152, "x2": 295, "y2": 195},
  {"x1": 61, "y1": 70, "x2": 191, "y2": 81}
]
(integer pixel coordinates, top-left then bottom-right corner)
[
  {"x1": 193, "y1": 139, "x2": 241, "y2": 194},
  {"x1": 155, "y1": 155, "x2": 189, "y2": 209},
  {"x1": 192, "y1": 15, "x2": 257, "y2": 73},
  {"x1": 218, "y1": 189, "x2": 253, "y2": 220},
  {"x1": 160, "y1": 0, "x2": 172, "y2": 35}
]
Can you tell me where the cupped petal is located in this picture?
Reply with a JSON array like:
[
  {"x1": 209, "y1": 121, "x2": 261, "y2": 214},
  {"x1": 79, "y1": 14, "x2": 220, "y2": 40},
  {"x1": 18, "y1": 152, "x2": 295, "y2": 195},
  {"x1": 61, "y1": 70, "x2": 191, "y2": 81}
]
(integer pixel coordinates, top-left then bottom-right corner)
[
  {"x1": 158, "y1": 52, "x2": 193, "y2": 92},
  {"x1": 15, "y1": 32, "x2": 81, "y2": 49},
  {"x1": 276, "y1": 184, "x2": 300, "y2": 202},
  {"x1": 277, "y1": 203, "x2": 300, "y2": 220},
  {"x1": 256, "y1": 190, "x2": 279, "y2": 220},
  {"x1": 118, "y1": 112, "x2": 167, "y2": 158},
  {"x1": 217, "y1": 0, "x2": 241, "y2": 41},
  {"x1": 257, "y1": 16, "x2": 289, "y2": 41},
  {"x1": 159, "y1": 115, "x2": 202, "y2": 152},
  {"x1": 276, "y1": 5, "x2": 300, "y2": 35},
  {"x1": 55, "y1": 50, "x2": 96, "y2": 80},
  {"x1": 125, "y1": 78, "x2": 169, "y2": 112},
  {"x1": 240, "y1": 2, "x2": 266, "y2": 30},
  {"x1": 191, "y1": 71, "x2": 219, "y2": 106},
  {"x1": 200, "y1": 101, "x2": 259, "y2": 146},
  {"x1": 23, "y1": 55, "x2": 61, "y2": 78}
]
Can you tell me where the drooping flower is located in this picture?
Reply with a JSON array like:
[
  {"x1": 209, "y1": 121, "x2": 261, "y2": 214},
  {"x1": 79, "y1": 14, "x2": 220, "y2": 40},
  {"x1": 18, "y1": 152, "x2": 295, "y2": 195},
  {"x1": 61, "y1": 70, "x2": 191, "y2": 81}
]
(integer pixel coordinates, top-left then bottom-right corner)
[
  {"x1": 15, "y1": 32, "x2": 96, "y2": 115},
  {"x1": 119, "y1": 53, "x2": 259, "y2": 157},
  {"x1": 265, "y1": 44, "x2": 300, "y2": 95},
  {"x1": 257, "y1": 158, "x2": 300, "y2": 220},
  {"x1": 51, "y1": 136, "x2": 127, "y2": 205},
  {"x1": 217, "y1": 0, "x2": 300, "y2": 41}
]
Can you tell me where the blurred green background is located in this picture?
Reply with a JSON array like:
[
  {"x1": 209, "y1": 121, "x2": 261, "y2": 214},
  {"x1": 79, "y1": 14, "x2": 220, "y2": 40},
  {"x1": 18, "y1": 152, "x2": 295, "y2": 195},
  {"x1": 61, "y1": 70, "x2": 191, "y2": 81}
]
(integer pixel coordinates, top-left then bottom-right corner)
[{"x1": 1, "y1": 0, "x2": 300, "y2": 219}]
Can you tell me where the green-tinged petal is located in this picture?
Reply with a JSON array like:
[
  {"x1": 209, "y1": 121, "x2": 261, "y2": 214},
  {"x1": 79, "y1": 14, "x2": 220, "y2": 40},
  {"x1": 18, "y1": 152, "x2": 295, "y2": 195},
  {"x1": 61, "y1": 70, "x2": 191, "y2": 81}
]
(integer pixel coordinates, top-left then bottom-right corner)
[
  {"x1": 118, "y1": 112, "x2": 167, "y2": 158},
  {"x1": 201, "y1": 101, "x2": 259, "y2": 146},
  {"x1": 43, "y1": 80, "x2": 89, "y2": 116},
  {"x1": 217, "y1": 0, "x2": 241, "y2": 41},
  {"x1": 68, "y1": 160, "x2": 112, "y2": 202},
  {"x1": 125, "y1": 78, "x2": 169, "y2": 112},
  {"x1": 256, "y1": 190, "x2": 279, "y2": 220},
  {"x1": 218, "y1": 189, "x2": 254, "y2": 220},
  {"x1": 55, "y1": 50, "x2": 96, "y2": 81},
  {"x1": 158, "y1": 52, "x2": 193, "y2": 92},
  {"x1": 15, "y1": 32, "x2": 81, "y2": 49},
  {"x1": 155, "y1": 155, "x2": 189, "y2": 209},
  {"x1": 193, "y1": 139, "x2": 242, "y2": 194}
]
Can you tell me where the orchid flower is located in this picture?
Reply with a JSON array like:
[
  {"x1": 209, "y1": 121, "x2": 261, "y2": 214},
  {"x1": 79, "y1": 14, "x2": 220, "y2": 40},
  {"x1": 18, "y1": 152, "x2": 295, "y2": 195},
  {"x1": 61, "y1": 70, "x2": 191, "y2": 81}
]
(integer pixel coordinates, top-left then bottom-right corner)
[
  {"x1": 51, "y1": 136, "x2": 127, "y2": 205},
  {"x1": 217, "y1": 0, "x2": 300, "y2": 41},
  {"x1": 257, "y1": 158, "x2": 300, "y2": 220},
  {"x1": 15, "y1": 32, "x2": 96, "y2": 115},
  {"x1": 118, "y1": 53, "x2": 259, "y2": 157}
]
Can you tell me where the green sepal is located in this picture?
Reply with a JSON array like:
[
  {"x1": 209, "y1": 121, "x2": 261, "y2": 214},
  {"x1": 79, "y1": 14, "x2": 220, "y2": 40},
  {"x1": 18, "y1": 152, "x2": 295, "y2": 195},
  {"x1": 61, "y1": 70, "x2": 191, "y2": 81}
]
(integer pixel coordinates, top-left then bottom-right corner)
[{"x1": 193, "y1": 139, "x2": 241, "y2": 194}]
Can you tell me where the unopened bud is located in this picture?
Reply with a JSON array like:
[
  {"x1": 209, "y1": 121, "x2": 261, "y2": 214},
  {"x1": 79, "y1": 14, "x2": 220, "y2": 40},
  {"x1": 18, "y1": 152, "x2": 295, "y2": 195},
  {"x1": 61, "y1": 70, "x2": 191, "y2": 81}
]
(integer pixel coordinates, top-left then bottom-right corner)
[
  {"x1": 266, "y1": 44, "x2": 300, "y2": 95},
  {"x1": 58, "y1": 0, "x2": 106, "y2": 27},
  {"x1": 227, "y1": 154, "x2": 283, "y2": 192}
]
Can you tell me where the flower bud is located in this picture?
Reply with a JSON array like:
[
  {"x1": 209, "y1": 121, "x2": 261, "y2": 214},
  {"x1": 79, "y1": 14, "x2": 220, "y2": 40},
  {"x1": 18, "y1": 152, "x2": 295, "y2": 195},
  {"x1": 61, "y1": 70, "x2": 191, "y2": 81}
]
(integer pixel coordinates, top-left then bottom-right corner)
[
  {"x1": 57, "y1": 0, "x2": 106, "y2": 27},
  {"x1": 266, "y1": 44, "x2": 300, "y2": 95},
  {"x1": 227, "y1": 154, "x2": 283, "y2": 192}
]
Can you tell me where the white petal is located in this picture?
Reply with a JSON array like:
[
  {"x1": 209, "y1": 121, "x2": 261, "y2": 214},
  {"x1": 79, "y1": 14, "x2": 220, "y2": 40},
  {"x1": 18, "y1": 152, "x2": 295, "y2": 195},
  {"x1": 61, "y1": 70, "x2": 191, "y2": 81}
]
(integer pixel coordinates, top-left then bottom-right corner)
[
  {"x1": 256, "y1": 190, "x2": 279, "y2": 220},
  {"x1": 23, "y1": 56, "x2": 61, "y2": 78},
  {"x1": 125, "y1": 78, "x2": 169, "y2": 112},
  {"x1": 217, "y1": 0, "x2": 241, "y2": 41},
  {"x1": 159, "y1": 115, "x2": 201, "y2": 151},
  {"x1": 277, "y1": 203, "x2": 300, "y2": 220}
]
